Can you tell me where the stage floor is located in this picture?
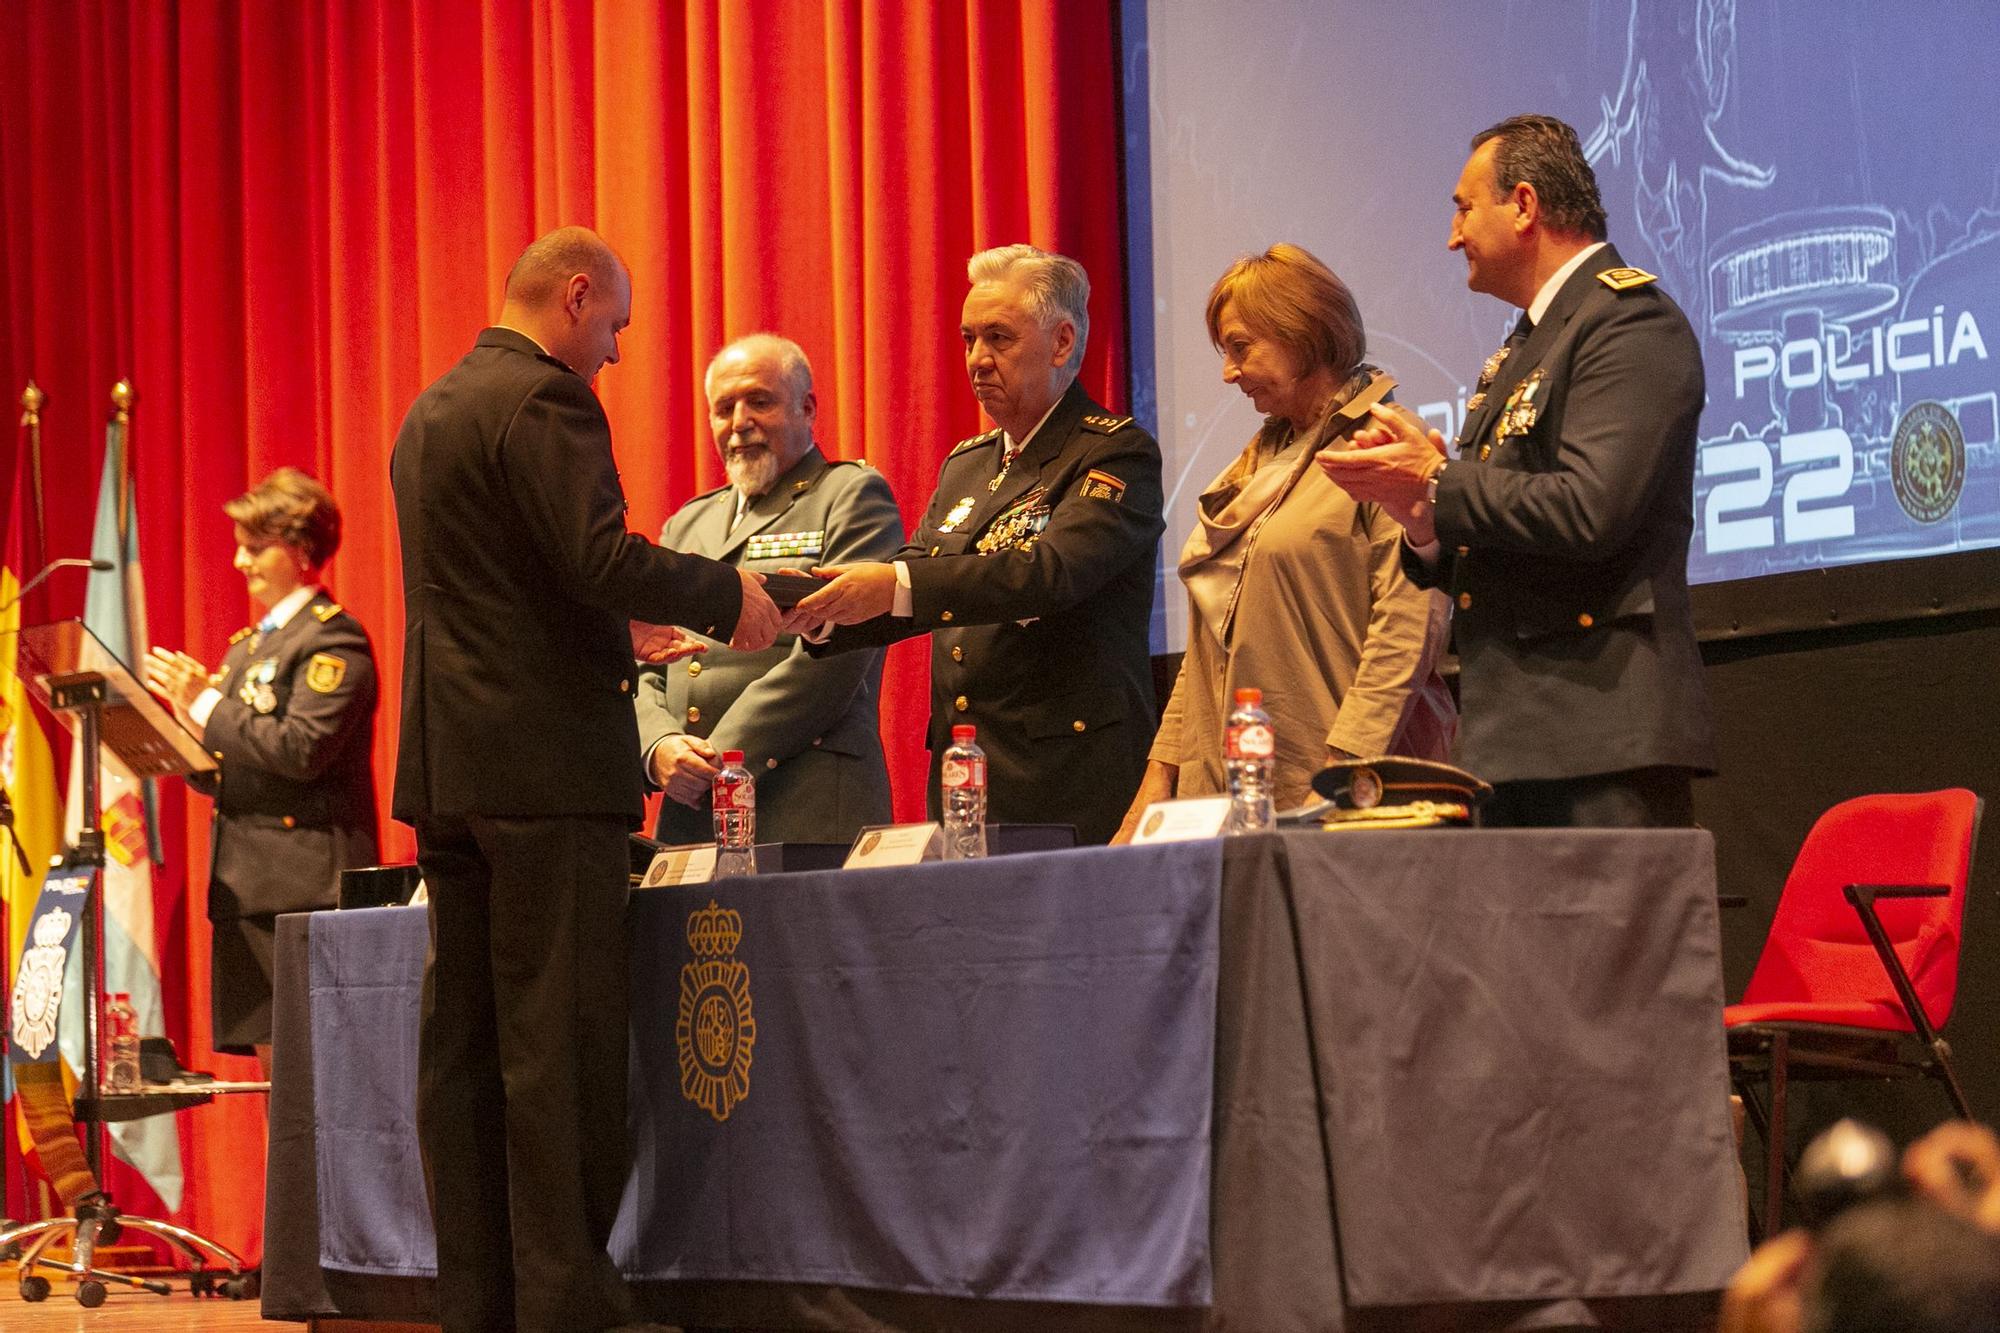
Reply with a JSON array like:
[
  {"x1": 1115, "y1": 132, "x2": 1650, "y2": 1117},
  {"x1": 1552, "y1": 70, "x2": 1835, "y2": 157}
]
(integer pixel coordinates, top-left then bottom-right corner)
[{"x1": 0, "y1": 1274, "x2": 276, "y2": 1330}]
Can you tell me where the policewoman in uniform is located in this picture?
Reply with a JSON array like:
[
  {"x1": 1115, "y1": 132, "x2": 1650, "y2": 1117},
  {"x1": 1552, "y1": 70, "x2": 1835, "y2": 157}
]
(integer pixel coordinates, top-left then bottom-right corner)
[{"x1": 147, "y1": 467, "x2": 378, "y2": 1070}]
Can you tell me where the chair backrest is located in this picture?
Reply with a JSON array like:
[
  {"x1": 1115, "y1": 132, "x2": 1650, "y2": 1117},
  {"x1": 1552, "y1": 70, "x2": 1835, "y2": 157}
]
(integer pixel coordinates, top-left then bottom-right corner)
[{"x1": 1740, "y1": 789, "x2": 1984, "y2": 1029}]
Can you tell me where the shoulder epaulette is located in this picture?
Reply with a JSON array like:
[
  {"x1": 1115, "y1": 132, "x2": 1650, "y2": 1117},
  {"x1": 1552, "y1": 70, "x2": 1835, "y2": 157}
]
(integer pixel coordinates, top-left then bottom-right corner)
[
  {"x1": 312, "y1": 601, "x2": 343, "y2": 622},
  {"x1": 227, "y1": 626, "x2": 254, "y2": 645},
  {"x1": 1080, "y1": 412, "x2": 1135, "y2": 434},
  {"x1": 1596, "y1": 267, "x2": 1658, "y2": 292},
  {"x1": 947, "y1": 429, "x2": 1003, "y2": 459}
]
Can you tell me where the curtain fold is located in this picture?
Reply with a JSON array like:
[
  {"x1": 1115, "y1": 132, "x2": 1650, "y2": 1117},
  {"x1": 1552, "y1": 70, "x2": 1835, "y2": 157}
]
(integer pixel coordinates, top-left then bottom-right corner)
[{"x1": 2, "y1": 0, "x2": 1129, "y2": 1261}]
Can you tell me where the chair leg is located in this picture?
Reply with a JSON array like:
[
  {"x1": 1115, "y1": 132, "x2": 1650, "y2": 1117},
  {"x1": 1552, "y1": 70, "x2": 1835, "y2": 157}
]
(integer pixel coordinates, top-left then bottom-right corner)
[
  {"x1": 1764, "y1": 1033, "x2": 1789, "y2": 1242},
  {"x1": 1933, "y1": 1039, "x2": 1975, "y2": 1120}
]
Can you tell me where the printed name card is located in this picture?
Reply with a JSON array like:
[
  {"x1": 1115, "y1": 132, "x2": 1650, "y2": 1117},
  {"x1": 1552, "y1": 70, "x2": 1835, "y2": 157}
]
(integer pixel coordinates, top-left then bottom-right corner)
[
  {"x1": 844, "y1": 823, "x2": 943, "y2": 868},
  {"x1": 1129, "y1": 797, "x2": 1233, "y2": 844},
  {"x1": 639, "y1": 844, "x2": 719, "y2": 888}
]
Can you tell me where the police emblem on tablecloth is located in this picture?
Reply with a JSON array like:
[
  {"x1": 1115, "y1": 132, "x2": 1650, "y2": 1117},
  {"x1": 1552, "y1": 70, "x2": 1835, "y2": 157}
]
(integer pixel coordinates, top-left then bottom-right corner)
[
  {"x1": 937, "y1": 496, "x2": 977, "y2": 533},
  {"x1": 1891, "y1": 401, "x2": 1965, "y2": 525},
  {"x1": 976, "y1": 488, "x2": 1051, "y2": 554},
  {"x1": 677, "y1": 899, "x2": 756, "y2": 1123},
  {"x1": 9, "y1": 906, "x2": 72, "y2": 1059},
  {"x1": 239, "y1": 658, "x2": 280, "y2": 714}
]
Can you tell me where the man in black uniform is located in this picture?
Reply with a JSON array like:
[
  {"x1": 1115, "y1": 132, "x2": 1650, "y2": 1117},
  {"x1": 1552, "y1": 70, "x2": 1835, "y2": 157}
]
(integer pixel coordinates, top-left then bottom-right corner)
[
  {"x1": 389, "y1": 227, "x2": 781, "y2": 1333},
  {"x1": 1321, "y1": 114, "x2": 1715, "y2": 827},
  {"x1": 797, "y1": 244, "x2": 1163, "y2": 845}
]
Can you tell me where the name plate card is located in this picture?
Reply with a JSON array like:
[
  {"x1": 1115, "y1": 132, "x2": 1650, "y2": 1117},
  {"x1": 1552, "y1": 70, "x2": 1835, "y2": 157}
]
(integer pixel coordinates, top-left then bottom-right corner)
[
  {"x1": 639, "y1": 844, "x2": 719, "y2": 888},
  {"x1": 1129, "y1": 796, "x2": 1232, "y2": 845},
  {"x1": 844, "y1": 823, "x2": 943, "y2": 868}
]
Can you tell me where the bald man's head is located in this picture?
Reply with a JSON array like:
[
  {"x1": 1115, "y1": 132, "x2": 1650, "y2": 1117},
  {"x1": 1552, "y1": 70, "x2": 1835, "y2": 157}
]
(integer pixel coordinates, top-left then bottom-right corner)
[{"x1": 499, "y1": 227, "x2": 632, "y2": 382}]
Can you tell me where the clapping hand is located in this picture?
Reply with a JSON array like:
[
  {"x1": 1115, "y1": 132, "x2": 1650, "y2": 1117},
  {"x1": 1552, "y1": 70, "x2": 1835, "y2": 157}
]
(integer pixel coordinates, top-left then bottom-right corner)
[
  {"x1": 1317, "y1": 401, "x2": 1450, "y2": 544},
  {"x1": 144, "y1": 646, "x2": 212, "y2": 713}
]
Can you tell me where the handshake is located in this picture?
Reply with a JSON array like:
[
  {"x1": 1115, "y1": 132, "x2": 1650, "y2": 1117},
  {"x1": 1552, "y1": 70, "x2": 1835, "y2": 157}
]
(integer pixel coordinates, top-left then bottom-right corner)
[{"x1": 628, "y1": 562, "x2": 906, "y2": 662}]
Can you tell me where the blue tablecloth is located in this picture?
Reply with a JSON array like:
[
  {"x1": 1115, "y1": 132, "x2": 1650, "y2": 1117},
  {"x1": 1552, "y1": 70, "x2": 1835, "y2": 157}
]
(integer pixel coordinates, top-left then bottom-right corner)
[{"x1": 309, "y1": 842, "x2": 1221, "y2": 1306}]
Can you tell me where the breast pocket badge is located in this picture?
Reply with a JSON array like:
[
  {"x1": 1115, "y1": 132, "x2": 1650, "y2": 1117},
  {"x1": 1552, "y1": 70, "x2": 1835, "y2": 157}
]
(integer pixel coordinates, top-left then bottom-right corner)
[
  {"x1": 239, "y1": 658, "x2": 281, "y2": 713},
  {"x1": 1482, "y1": 369, "x2": 1546, "y2": 461},
  {"x1": 936, "y1": 496, "x2": 977, "y2": 533},
  {"x1": 976, "y1": 489, "x2": 1051, "y2": 554}
]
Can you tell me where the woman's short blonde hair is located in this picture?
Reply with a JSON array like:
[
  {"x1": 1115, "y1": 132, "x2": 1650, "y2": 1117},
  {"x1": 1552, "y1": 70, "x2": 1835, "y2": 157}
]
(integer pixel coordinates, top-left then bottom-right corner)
[
  {"x1": 224, "y1": 467, "x2": 342, "y2": 568},
  {"x1": 1204, "y1": 243, "x2": 1365, "y2": 378}
]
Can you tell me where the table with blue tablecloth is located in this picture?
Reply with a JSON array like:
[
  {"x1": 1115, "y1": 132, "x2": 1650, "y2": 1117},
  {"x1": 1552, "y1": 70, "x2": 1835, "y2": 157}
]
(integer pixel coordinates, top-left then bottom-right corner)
[{"x1": 262, "y1": 831, "x2": 1747, "y2": 1331}]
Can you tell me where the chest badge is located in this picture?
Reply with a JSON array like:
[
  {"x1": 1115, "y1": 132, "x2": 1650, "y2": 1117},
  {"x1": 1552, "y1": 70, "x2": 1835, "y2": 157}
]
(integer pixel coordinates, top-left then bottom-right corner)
[
  {"x1": 936, "y1": 496, "x2": 977, "y2": 533},
  {"x1": 1482, "y1": 369, "x2": 1547, "y2": 461},
  {"x1": 239, "y1": 658, "x2": 280, "y2": 714}
]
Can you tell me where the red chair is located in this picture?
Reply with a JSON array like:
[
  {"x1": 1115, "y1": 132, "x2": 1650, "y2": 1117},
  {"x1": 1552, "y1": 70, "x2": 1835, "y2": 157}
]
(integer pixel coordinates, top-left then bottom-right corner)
[{"x1": 1725, "y1": 788, "x2": 1984, "y2": 1238}]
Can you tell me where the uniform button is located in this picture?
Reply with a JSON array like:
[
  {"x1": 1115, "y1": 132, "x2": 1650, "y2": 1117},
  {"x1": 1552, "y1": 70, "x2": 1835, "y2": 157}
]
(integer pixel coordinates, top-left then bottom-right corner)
[
  {"x1": 765, "y1": 757, "x2": 778, "y2": 770},
  {"x1": 951, "y1": 646, "x2": 964, "y2": 662},
  {"x1": 687, "y1": 706, "x2": 701, "y2": 723},
  {"x1": 1457, "y1": 592, "x2": 1473, "y2": 610},
  {"x1": 1456, "y1": 545, "x2": 1470, "y2": 557},
  {"x1": 1072, "y1": 720, "x2": 1086, "y2": 733},
  {"x1": 929, "y1": 545, "x2": 940, "y2": 557},
  {"x1": 686, "y1": 661, "x2": 701, "y2": 677},
  {"x1": 282, "y1": 816, "x2": 297, "y2": 829},
  {"x1": 940, "y1": 610, "x2": 954, "y2": 623},
  {"x1": 212, "y1": 750, "x2": 224, "y2": 760},
  {"x1": 812, "y1": 737, "x2": 823, "y2": 747},
  {"x1": 954, "y1": 695, "x2": 969, "y2": 712},
  {"x1": 1577, "y1": 612, "x2": 1594, "y2": 628},
  {"x1": 618, "y1": 678, "x2": 630, "y2": 692}
]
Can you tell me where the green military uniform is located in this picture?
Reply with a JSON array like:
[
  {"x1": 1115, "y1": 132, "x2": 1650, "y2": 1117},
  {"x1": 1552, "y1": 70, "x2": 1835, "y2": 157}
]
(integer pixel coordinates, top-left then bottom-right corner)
[{"x1": 636, "y1": 446, "x2": 903, "y2": 845}]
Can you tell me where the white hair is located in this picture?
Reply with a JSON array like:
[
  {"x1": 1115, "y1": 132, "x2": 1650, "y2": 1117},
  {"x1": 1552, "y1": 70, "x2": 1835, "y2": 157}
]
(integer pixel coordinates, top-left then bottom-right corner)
[
  {"x1": 966, "y1": 244, "x2": 1090, "y2": 371},
  {"x1": 705, "y1": 332, "x2": 814, "y2": 404}
]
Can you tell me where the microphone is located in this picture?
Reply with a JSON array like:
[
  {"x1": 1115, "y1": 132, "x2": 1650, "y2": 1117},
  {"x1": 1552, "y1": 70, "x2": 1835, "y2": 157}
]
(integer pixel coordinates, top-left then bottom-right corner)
[{"x1": 0, "y1": 558, "x2": 115, "y2": 614}]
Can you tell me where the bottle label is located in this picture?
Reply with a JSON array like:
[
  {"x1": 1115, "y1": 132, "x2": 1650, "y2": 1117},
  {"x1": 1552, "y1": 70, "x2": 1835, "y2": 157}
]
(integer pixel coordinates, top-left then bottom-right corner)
[
  {"x1": 941, "y1": 757, "x2": 986, "y2": 790},
  {"x1": 714, "y1": 776, "x2": 754, "y2": 810},
  {"x1": 1227, "y1": 722, "x2": 1275, "y2": 760}
]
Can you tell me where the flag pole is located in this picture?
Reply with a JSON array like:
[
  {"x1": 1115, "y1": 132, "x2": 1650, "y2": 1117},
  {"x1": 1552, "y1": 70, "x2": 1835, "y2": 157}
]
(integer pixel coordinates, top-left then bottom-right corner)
[{"x1": 19, "y1": 381, "x2": 45, "y2": 566}]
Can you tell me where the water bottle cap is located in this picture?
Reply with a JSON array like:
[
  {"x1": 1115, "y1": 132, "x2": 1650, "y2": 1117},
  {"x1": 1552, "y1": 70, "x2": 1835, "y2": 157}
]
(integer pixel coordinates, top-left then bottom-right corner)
[
  {"x1": 951, "y1": 724, "x2": 976, "y2": 741},
  {"x1": 722, "y1": 750, "x2": 745, "y2": 765},
  {"x1": 1233, "y1": 687, "x2": 1262, "y2": 705}
]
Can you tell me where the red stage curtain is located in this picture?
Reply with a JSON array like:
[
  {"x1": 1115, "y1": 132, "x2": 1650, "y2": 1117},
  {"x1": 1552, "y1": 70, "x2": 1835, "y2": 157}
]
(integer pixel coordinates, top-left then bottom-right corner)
[{"x1": 0, "y1": 0, "x2": 1129, "y2": 1262}]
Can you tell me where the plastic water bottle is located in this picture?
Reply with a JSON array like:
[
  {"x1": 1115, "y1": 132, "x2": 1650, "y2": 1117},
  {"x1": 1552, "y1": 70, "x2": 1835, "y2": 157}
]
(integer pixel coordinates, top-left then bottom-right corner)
[
  {"x1": 1224, "y1": 687, "x2": 1275, "y2": 835},
  {"x1": 940, "y1": 724, "x2": 988, "y2": 860},
  {"x1": 712, "y1": 750, "x2": 757, "y2": 877},
  {"x1": 105, "y1": 992, "x2": 141, "y2": 1094}
]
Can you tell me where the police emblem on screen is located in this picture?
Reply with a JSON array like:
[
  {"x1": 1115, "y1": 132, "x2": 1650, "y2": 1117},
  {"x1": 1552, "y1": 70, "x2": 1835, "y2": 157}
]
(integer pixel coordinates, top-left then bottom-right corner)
[
  {"x1": 1890, "y1": 400, "x2": 1966, "y2": 525},
  {"x1": 677, "y1": 899, "x2": 756, "y2": 1122},
  {"x1": 9, "y1": 905, "x2": 73, "y2": 1059}
]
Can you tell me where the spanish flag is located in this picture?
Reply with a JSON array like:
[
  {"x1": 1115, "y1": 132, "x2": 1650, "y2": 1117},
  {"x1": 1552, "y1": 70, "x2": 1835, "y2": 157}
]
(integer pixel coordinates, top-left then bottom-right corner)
[{"x1": 4, "y1": 411, "x2": 62, "y2": 1205}]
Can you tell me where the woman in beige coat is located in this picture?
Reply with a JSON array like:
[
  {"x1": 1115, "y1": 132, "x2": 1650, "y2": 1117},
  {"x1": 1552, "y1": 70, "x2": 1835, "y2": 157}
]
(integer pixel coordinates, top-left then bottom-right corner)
[{"x1": 1115, "y1": 245, "x2": 1455, "y2": 838}]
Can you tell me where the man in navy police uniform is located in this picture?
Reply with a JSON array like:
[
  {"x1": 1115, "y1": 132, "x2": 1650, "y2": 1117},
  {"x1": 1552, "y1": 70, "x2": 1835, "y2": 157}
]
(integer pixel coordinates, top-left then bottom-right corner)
[
  {"x1": 1321, "y1": 114, "x2": 1715, "y2": 827},
  {"x1": 797, "y1": 244, "x2": 1163, "y2": 846}
]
